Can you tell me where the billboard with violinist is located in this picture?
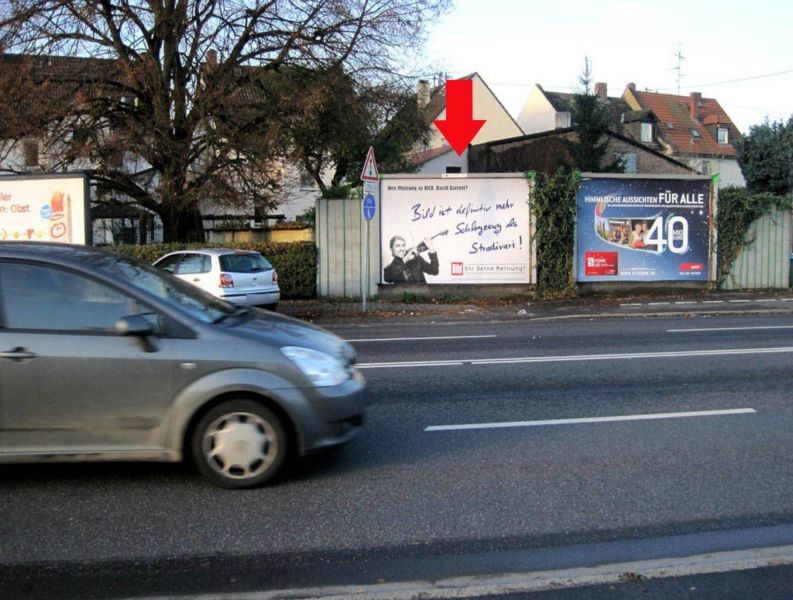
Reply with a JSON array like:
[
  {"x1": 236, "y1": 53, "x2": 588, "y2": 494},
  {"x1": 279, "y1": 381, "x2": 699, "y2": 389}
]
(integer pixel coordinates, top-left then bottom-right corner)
[{"x1": 379, "y1": 174, "x2": 533, "y2": 284}]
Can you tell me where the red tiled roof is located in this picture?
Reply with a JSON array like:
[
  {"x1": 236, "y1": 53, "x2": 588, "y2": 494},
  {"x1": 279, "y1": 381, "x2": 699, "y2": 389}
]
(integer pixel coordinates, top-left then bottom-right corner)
[
  {"x1": 406, "y1": 145, "x2": 454, "y2": 166},
  {"x1": 632, "y1": 90, "x2": 739, "y2": 157}
]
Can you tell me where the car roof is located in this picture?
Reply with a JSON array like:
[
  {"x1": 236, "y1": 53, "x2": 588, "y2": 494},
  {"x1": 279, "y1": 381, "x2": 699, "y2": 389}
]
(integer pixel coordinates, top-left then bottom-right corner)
[
  {"x1": 0, "y1": 241, "x2": 114, "y2": 262},
  {"x1": 165, "y1": 248, "x2": 259, "y2": 256}
]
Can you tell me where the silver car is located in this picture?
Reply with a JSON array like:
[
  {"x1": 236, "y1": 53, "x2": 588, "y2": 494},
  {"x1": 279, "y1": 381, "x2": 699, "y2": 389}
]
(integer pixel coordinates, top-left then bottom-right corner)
[
  {"x1": 0, "y1": 242, "x2": 365, "y2": 488},
  {"x1": 153, "y1": 248, "x2": 280, "y2": 310}
]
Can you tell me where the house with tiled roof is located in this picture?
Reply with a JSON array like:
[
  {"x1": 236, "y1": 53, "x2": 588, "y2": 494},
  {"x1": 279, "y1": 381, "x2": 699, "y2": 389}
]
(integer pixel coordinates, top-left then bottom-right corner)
[
  {"x1": 517, "y1": 82, "x2": 634, "y2": 136},
  {"x1": 468, "y1": 127, "x2": 694, "y2": 178},
  {"x1": 622, "y1": 83, "x2": 745, "y2": 187},
  {"x1": 406, "y1": 73, "x2": 524, "y2": 173},
  {"x1": 516, "y1": 80, "x2": 745, "y2": 187}
]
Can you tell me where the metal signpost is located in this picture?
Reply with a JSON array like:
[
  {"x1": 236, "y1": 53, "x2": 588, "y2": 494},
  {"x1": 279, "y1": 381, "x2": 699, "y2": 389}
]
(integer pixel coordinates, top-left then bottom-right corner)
[{"x1": 360, "y1": 147, "x2": 379, "y2": 311}]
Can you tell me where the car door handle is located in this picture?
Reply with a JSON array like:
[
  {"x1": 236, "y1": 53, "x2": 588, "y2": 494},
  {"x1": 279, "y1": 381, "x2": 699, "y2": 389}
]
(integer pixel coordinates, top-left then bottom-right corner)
[
  {"x1": 1, "y1": 347, "x2": 37, "y2": 361},
  {"x1": 193, "y1": 278, "x2": 201, "y2": 282}
]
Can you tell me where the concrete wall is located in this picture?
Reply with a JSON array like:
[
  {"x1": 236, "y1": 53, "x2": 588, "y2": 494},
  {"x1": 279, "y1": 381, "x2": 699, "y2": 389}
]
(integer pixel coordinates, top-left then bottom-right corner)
[
  {"x1": 206, "y1": 227, "x2": 313, "y2": 244},
  {"x1": 416, "y1": 148, "x2": 468, "y2": 174}
]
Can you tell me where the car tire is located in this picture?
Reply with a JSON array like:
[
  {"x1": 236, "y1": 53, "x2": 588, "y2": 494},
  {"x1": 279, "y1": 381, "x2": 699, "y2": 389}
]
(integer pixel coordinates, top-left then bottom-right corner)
[
  {"x1": 191, "y1": 400, "x2": 287, "y2": 489},
  {"x1": 264, "y1": 302, "x2": 278, "y2": 311}
]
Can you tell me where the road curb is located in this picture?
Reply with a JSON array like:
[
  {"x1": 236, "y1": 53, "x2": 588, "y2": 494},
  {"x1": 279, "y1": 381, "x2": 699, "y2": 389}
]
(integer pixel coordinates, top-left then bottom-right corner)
[{"x1": 129, "y1": 544, "x2": 793, "y2": 599}]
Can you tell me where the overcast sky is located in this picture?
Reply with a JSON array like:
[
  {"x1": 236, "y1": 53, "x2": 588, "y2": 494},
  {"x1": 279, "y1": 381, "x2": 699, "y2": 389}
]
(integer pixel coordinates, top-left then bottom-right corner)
[{"x1": 422, "y1": 0, "x2": 792, "y2": 133}]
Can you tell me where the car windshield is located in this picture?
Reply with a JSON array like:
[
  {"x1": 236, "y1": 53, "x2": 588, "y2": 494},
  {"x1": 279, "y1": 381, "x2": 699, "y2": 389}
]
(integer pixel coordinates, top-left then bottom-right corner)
[
  {"x1": 91, "y1": 254, "x2": 236, "y2": 324},
  {"x1": 219, "y1": 252, "x2": 272, "y2": 273}
]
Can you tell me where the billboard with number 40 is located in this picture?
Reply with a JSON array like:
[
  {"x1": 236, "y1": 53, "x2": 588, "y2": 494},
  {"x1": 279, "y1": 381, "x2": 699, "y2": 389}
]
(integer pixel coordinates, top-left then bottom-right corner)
[{"x1": 576, "y1": 175, "x2": 713, "y2": 282}]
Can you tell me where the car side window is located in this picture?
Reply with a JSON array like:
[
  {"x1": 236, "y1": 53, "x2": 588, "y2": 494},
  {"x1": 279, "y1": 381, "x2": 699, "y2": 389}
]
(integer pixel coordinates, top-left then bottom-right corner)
[
  {"x1": 156, "y1": 254, "x2": 181, "y2": 273},
  {"x1": 178, "y1": 254, "x2": 210, "y2": 275},
  {"x1": 0, "y1": 262, "x2": 139, "y2": 332}
]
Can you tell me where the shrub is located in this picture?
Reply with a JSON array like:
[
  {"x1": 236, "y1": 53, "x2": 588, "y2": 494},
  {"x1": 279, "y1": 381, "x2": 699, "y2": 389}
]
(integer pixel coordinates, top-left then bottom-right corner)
[{"x1": 112, "y1": 241, "x2": 317, "y2": 299}]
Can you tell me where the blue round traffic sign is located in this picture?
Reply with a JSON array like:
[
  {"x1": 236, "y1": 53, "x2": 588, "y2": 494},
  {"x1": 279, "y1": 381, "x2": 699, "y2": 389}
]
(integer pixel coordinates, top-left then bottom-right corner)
[{"x1": 363, "y1": 193, "x2": 376, "y2": 221}]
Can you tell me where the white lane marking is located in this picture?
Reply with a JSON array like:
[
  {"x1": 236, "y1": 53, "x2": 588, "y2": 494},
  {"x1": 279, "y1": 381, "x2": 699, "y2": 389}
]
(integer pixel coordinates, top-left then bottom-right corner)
[
  {"x1": 346, "y1": 334, "x2": 497, "y2": 343},
  {"x1": 648, "y1": 302, "x2": 670, "y2": 306},
  {"x1": 357, "y1": 346, "x2": 793, "y2": 369},
  {"x1": 620, "y1": 303, "x2": 642, "y2": 307},
  {"x1": 668, "y1": 325, "x2": 793, "y2": 333},
  {"x1": 163, "y1": 544, "x2": 793, "y2": 599},
  {"x1": 729, "y1": 299, "x2": 751, "y2": 303},
  {"x1": 674, "y1": 301, "x2": 696, "y2": 305},
  {"x1": 703, "y1": 300, "x2": 726, "y2": 304},
  {"x1": 425, "y1": 408, "x2": 756, "y2": 432},
  {"x1": 755, "y1": 298, "x2": 779, "y2": 302}
]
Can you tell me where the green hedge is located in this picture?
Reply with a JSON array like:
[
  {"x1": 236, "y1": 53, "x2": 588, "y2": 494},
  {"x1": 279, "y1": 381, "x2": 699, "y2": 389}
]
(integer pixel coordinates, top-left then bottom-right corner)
[
  {"x1": 112, "y1": 241, "x2": 317, "y2": 299},
  {"x1": 528, "y1": 168, "x2": 580, "y2": 298}
]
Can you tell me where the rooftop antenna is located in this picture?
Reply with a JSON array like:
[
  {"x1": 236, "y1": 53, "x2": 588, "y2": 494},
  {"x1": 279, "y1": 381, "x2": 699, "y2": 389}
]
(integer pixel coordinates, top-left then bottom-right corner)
[{"x1": 673, "y1": 43, "x2": 685, "y2": 96}]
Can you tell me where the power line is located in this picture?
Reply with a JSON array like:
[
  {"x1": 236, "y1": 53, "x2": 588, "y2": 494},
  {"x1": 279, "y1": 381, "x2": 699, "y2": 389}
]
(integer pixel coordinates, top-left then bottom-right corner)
[
  {"x1": 665, "y1": 68, "x2": 793, "y2": 91},
  {"x1": 482, "y1": 68, "x2": 793, "y2": 94}
]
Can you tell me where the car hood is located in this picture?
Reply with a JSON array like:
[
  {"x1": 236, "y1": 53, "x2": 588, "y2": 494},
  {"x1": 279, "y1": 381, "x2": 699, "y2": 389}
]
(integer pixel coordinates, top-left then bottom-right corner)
[{"x1": 230, "y1": 309, "x2": 357, "y2": 365}]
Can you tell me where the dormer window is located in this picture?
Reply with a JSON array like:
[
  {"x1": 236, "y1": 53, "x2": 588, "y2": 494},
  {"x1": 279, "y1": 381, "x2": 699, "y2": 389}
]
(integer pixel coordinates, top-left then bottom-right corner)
[
  {"x1": 640, "y1": 122, "x2": 653, "y2": 142},
  {"x1": 717, "y1": 127, "x2": 729, "y2": 144},
  {"x1": 691, "y1": 129, "x2": 701, "y2": 138}
]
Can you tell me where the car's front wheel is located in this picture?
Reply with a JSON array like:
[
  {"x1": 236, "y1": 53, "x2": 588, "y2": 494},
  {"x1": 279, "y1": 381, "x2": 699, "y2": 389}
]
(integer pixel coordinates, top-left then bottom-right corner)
[{"x1": 191, "y1": 400, "x2": 287, "y2": 488}]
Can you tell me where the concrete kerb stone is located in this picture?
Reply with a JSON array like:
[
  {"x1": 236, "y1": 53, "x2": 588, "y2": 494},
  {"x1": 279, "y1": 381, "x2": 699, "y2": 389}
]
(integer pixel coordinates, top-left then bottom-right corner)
[{"x1": 279, "y1": 291, "x2": 793, "y2": 325}]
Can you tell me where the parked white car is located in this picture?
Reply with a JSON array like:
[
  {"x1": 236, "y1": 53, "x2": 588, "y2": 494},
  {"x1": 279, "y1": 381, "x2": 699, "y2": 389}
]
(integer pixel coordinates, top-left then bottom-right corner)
[{"x1": 153, "y1": 248, "x2": 280, "y2": 309}]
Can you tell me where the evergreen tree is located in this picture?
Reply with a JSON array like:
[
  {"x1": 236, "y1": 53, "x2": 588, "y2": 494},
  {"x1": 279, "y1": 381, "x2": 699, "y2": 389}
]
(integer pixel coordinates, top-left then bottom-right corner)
[{"x1": 565, "y1": 58, "x2": 623, "y2": 173}]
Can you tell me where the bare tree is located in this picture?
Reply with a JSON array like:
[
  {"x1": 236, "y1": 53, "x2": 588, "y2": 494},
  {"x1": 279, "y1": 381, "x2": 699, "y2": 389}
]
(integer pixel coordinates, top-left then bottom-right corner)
[{"x1": 0, "y1": 0, "x2": 449, "y2": 241}]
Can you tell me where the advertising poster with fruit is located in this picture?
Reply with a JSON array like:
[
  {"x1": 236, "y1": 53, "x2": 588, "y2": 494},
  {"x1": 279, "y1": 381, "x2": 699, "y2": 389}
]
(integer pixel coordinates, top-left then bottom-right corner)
[
  {"x1": 0, "y1": 175, "x2": 89, "y2": 244},
  {"x1": 576, "y1": 175, "x2": 712, "y2": 282},
  {"x1": 379, "y1": 175, "x2": 533, "y2": 284}
]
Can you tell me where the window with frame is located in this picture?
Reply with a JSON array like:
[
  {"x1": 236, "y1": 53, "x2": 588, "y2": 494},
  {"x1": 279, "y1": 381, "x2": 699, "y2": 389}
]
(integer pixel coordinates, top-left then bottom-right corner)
[
  {"x1": 718, "y1": 127, "x2": 729, "y2": 144},
  {"x1": 0, "y1": 262, "x2": 137, "y2": 332},
  {"x1": 640, "y1": 122, "x2": 653, "y2": 143},
  {"x1": 156, "y1": 254, "x2": 182, "y2": 273},
  {"x1": 177, "y1": 254, "x2": 211, "y2": 275}
]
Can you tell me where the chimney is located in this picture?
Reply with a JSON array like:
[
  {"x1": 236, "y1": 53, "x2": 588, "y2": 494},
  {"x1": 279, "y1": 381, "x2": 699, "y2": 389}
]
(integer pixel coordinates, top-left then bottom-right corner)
[
  {"x1": 417, "y1": 80, "x2": 431, "y2": 109},
  {"x1": 690, "y1": 91, "x2": 702, "y2": 121},
  {"x1": 594, "y1": 82, "x2": 607, "y2": 99},
  {"x1": 626, "y1": 82, "x2": 636, "y2": 92}
]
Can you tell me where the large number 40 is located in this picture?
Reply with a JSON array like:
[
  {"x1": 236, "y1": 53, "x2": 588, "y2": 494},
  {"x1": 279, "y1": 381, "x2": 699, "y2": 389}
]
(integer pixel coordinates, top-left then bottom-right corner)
[{"x1": 644, "y1": 216, "x2": 689, "y2": 254}]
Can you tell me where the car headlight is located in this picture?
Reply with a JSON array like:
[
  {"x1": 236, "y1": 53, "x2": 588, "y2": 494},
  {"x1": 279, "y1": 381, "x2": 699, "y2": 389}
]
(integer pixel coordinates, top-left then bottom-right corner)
[{"x1": 281, "y1": 346, "x2": 349, "y2": 387}]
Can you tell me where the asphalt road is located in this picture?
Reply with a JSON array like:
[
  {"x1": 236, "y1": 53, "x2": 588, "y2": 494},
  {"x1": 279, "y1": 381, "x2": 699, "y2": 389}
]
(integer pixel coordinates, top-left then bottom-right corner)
[{"x1": 4, "y1": 311, "x2": 793, "y2": 598}]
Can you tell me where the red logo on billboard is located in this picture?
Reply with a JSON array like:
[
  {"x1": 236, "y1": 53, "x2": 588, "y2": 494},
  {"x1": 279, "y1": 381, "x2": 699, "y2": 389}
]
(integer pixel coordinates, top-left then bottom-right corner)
[
  {"x1": 585, "y1": 252, "x2": 618, "y2": 276},
  {"x1": 451, "y1": 262, "x2": 464, "y2": 276},
  {"x1": 679, "y1": 262, "x2": 704, "y2": 272}
]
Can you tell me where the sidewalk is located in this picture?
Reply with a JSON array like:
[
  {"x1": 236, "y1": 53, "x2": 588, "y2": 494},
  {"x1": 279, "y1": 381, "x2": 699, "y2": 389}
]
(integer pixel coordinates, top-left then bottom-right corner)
[{"x1": 279, "y1": 289, "x2": 793, "y2": 324}]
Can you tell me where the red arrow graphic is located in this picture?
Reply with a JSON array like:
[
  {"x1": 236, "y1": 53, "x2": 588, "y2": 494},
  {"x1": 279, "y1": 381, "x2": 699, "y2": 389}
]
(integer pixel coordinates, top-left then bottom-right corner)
[{"x1": 433, "y1": 79, "x2": 486, "y2": 156}]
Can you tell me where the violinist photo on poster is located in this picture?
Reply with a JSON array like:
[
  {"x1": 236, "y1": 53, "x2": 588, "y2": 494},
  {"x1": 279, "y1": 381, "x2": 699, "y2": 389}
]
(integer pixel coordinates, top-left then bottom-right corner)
[
  {"x1": 576, "y1": 175, "x2": 712, "y2": 282},
  {"x1": 379, "y1": 175, "x2": 533, "y2": 285}
]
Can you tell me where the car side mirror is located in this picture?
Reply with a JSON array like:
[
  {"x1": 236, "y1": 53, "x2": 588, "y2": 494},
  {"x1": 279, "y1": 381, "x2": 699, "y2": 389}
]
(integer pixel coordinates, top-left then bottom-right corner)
[{"x1": 116, "y1": 315, "x2": 159, "y2": 353}]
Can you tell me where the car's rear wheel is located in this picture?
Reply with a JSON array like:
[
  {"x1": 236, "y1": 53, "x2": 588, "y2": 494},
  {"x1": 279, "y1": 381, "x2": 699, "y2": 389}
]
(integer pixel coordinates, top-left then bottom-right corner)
[
  {"x1": 263, "y1": 302, "x2": 278, "y2": 311},
  {"x1": 191, "y1": 400, "x2": 287, "y2": 489}
]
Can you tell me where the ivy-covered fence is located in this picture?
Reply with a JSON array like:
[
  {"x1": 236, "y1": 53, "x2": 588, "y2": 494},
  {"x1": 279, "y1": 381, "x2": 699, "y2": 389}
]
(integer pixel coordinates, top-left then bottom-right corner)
[
  {"x1": 113, "y1": 241, "x2": 318, "y2": 299},
  {"x1": 716, "y1": 187, "x2": 792, "y2": 288}
]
